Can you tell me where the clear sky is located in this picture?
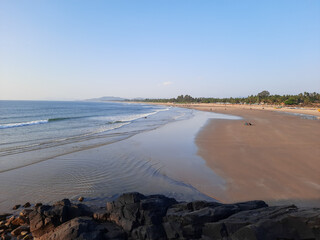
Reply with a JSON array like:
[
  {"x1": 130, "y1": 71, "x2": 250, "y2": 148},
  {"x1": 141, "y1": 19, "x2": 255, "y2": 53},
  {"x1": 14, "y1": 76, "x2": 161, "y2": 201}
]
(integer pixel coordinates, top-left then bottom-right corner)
[{"x1": 0, "y1": 1, "x2": 319, "y2": 100}]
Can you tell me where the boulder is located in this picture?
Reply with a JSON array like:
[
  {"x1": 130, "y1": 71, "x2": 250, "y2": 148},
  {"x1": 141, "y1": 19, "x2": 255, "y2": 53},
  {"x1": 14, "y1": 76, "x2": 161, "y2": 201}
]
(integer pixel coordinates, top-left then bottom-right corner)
[
  {"x1": 13, "y1": 204, "x2": 21, "y2": 210},
  {"x1": 107, "y1": 192, "x2": 177, "y2": 233},
  {"x1": 23, "y1": 202, "x2": 31, "y2": 208},
  {"x1": 37, "y1": 217, "x2": 126, "y2": 240},
  {"x1": 93, "y1": 209, "x2": 109, "y2": 222},
  {"x1": 2, "y1": 192, "x2": 319, "y2": 240},
  {"x1": 23, "y1": 234, "x2": 33, "y2": 240},
  {"x1": 10, "y1": 225, "x2": 29, "y2": 236},
  {"x1": 11, "y1": 215, "x2": 28, "y2": 226},
  {"x1": 29, "y1": 198, "x2": 92, "y2": 238},
  {"x1": 5, "y1": 216, "x2": 15, "y2": 227},
  {"x1": 0, "y1": 214, "x2": 11, "y2": 221},
  {"x1": 19, "y1": 209, "x2": 33, "y2": 218},
  {"x1": 201, "y1": 205, "x2": 320, "y2": 239},
  {"x1": 131, "y1": 224, "x2": 167, "y2": 240},
  {"x1": 35, "y1": 203, "x2": 42, "y2": 208},
  {"x1": 1, "y1": 232, "x2": 11, "y2": 240}
]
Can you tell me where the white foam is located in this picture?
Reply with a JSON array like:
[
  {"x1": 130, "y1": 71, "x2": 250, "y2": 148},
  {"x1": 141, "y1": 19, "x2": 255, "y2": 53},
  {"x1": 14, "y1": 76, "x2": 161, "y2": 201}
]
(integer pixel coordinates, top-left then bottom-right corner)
[
  {"x1": 92, "y1": 107, "x2": 171, "y2": 123},
  {"x1": 0, "y1": 120, "x2": 48, "y2": 129}
]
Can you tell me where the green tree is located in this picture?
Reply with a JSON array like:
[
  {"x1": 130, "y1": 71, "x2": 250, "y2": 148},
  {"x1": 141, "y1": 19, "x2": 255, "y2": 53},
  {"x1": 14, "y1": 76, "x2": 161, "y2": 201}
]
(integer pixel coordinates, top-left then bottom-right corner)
[
  {"x1": 257, "y1": 90, "x2": 270, "y2": 98},
  {"x1": 284, "y1": 97, "x2": 297, "y2": 105}
]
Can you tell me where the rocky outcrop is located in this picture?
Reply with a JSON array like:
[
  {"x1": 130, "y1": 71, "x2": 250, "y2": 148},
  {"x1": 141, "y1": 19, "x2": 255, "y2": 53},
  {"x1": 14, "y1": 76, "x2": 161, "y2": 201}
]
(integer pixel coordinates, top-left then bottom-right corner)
[
  {"x1": 0, "y1": 192, "x2": 319, "y2": 240},
  {"x1": 29, "y1": 199, "x2": 92, "y2": 238}
]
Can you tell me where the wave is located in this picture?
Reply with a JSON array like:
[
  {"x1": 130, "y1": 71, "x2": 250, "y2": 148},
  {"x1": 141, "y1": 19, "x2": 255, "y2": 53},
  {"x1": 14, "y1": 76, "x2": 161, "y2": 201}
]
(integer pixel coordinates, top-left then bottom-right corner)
[
  {"x1": 0, "y1": 107, "x2": 171, "y2": 130},
  {"x1": 0, "y1": 120, "x2": 48, "y2": 129},
  {"x1": 0, "y1": 117, "x2": 83, "y2": 129},
  {"x1": 92, "y1": 107, "x2": 171, "y2": 123},
  {"x1": 48, "y1": 117, "x2": 72, "y2": 122}
]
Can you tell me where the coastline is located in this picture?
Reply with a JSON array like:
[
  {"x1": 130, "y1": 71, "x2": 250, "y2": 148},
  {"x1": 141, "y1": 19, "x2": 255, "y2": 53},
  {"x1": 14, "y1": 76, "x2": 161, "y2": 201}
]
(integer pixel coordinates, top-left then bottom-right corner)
[
  {"x1": 1, "y1": 101, "x2": 319, "y2": 213},
  {"x1": 176, "y1": 103, "x2": 320, "y2": 206},
  {"x1": 0, "y1": 107, "x2": 234, "y2": 212},
  {"x1": 137, "y1": 102, "x2": 320, "y2": 118},
  {"x1": 1, "y1": 103, "x2": 320, "y2": 239}
]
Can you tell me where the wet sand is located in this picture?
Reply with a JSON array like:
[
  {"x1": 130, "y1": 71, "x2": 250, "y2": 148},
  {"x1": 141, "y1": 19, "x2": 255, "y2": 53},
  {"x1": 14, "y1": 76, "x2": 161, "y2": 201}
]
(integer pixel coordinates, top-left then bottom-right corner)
[
  {"x1": 0, "y1": 110, "x2": 236, "y2": 212},
  {"x1": 193, "y1": 105, "x2": 320, "y2": 206}
]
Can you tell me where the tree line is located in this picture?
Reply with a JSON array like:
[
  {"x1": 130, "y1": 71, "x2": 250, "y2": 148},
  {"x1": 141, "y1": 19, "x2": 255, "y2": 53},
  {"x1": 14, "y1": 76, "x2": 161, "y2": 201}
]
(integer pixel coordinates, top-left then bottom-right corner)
[{"x1": 139, "y1": 91, "x2": 320, "y2": 106}]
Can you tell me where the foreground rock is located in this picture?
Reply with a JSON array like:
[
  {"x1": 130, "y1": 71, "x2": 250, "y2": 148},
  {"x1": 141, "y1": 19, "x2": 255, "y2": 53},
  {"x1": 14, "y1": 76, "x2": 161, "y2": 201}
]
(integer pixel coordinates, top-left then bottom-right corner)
[{"x1": 0, "y1": 193, "x2": 319, "y2": 239}]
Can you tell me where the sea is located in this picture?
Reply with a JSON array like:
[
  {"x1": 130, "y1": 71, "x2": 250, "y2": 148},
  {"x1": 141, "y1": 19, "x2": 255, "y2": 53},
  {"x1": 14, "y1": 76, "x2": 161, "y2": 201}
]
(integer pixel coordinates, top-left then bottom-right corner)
[
  {"x1": 0, "y1": 100, "x2": 238, "y2": 210},
  {"x1": 0, "y1": 100, "x2": 190, "y2": 173}
]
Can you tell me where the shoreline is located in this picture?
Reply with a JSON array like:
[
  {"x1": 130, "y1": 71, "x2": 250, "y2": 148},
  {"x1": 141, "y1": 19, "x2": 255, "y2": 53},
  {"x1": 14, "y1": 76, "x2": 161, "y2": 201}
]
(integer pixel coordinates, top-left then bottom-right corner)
[
  {"x1": 134, "y1": 102, "x2": 320, "y2": 118},
  {"x1": 176, "y1": 103, "x2": 320, "y2": 207},
  {"x1": 0, "y1": 108, "x2": 227, "y2": 212}
]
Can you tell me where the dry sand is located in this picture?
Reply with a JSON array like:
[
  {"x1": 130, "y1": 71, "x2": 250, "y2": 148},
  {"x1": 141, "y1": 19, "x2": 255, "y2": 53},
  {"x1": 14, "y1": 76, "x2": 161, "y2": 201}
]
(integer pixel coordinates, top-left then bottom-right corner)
[
  {"x1": 148, "y1": 103, "x2": 320, "y2": 206},
  {"x1": 193, "y1": 104, "x2": 320, "y2": 206}
]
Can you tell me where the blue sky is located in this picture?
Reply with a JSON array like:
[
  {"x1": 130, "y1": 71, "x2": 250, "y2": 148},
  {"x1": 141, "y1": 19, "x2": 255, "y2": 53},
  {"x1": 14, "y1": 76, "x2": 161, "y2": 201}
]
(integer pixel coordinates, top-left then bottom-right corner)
[{"x1": 0, "y1": 1, "x2": 319, "y2": 100}]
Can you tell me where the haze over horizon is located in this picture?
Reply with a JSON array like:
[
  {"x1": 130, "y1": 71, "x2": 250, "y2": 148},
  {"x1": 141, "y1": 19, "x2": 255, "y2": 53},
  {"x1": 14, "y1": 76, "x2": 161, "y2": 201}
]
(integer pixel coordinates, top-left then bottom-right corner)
[{"x1": 1, "y1": 1, "x2": 319, "y2": 101}]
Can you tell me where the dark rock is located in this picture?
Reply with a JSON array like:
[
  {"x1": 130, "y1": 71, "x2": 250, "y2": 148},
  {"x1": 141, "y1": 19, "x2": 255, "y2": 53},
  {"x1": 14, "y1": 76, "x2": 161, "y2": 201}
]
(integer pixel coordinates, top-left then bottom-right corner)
[
  {"x1": 165, "y1": 200, "x2": 267, "y2": 228},
  {"x1": 53, "y1": 198, "x2": 71, "y2": 207},
  {"x1": 140, "y1": 195, "x2": 178, "y2": 225},
  {"x1": 5, "y1": 216, "x2": 15, "y2": 226},
  {"x1": 0, "y1": 222, "x2": 7, "y2": 231},
  {"x1": 20, "y1": 230, "x2": 29, "y2": 236},
  {"x1": 202, "y1": 222, "x2": 228, "y2": 239},
  {"x1": 29, "y1": 199, "x2": 92, "y2": 238},
  {"x1": 0, "y1": 214, "x2": 11, "y2": 221},
  {"x1": 103, "y1": 221, "x2": 127, "y2": 239},
  {"x1": 202, "y1": 221, "x2": 249, "y2": 239},
  {"x1": 37, "y1": 216, "x2": 125, "y2": 240},
  {"x1": 201, "y1": 205, "x2": 320, "y2": 240},
  {"x1": 35, "y1": 203, "x2": 42, "y2": 208},
  {"x1": 10, "y1": 225, "x2": 29, "y2": 236},
  {"x1": 1, "y1": 232, "x2": 11, "y2": 240},
  {"x1": 131, "y1": 224, "x2": 166, "y2": 240},
  {"x1": 93, "y1": 209, "x2": 109, "y2": 222},
  {"x1": 107, "y1": 192, "x2": 177, "y2": 233},
  {"x1": 23, "y1": 202, "x2": 31, "y2": 208},
  {"x1": 11, "y1": 215, "x2": 28, "y2": 226},
  {"x1": 19, "y1": 209, "x2": 33, "y2": 218},
  {"x1": 12, "y1": 204, "x2": 21, "y2": 210},
  {"x1": 190, "y1": 200, "x2": 221, "y2": 211},
  {"x1": 3, "y1": 192, "x2": 319, "y2": 240},
  {"x1": 22, "y1": 234, "x2": 33, "y2": 240},
  {"x1": 162, "y1": 221, "x2": 183, "y2": 239}
]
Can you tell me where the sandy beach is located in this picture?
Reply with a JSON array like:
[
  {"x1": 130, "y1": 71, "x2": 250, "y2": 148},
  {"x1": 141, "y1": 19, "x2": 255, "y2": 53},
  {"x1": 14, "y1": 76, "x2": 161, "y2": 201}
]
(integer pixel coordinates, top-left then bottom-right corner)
[
  {"x1": 145, "y1": 103, "x2": 320, "y2": 206},
  {"x1": 187, "y1": 104, "x2": 320, "y2": 206}
]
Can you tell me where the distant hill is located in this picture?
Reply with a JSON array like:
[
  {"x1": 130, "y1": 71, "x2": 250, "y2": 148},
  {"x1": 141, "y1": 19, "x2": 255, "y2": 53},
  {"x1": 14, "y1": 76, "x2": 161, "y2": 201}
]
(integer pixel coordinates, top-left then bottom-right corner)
[{"x1": 86, "y1": 96, "x2": 127, "y2": 102}]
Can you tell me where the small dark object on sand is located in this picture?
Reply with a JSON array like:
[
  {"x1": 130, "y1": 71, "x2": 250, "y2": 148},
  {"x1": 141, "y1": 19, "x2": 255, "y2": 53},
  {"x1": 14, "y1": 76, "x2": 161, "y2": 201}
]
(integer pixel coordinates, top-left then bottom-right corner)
[{"x1": 244, "y1": 122, "x2": 253, "y2": 126}]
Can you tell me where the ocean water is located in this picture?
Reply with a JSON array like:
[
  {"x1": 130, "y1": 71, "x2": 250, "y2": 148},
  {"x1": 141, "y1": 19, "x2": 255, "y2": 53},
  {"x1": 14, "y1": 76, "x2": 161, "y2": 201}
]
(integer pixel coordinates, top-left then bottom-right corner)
[
  {"x1": 0, "y1": 101, "x2": 190, "y2": 173},
  {"x1": 0, "y1": 100, "x2": 239, "y2": 210}
]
